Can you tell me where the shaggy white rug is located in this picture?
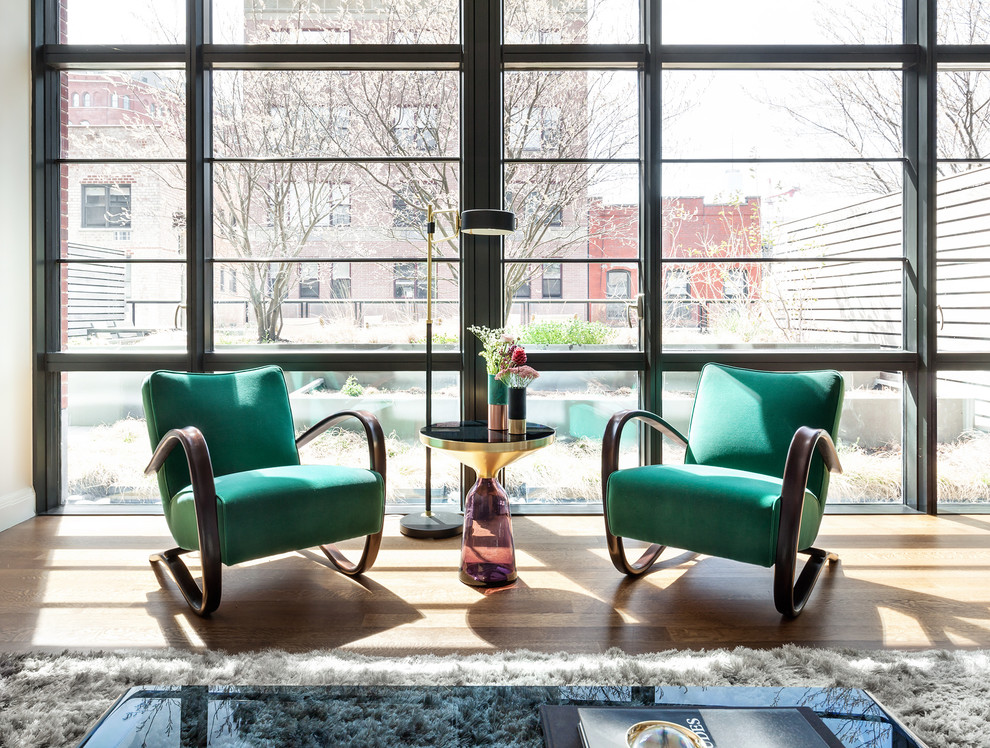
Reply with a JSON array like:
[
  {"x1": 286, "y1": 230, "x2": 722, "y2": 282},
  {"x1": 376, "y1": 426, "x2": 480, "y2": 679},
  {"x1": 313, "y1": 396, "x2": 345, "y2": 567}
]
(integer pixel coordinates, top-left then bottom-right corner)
[{"x1": 1, "y1": 646, "x2": 988, "y2": 747}]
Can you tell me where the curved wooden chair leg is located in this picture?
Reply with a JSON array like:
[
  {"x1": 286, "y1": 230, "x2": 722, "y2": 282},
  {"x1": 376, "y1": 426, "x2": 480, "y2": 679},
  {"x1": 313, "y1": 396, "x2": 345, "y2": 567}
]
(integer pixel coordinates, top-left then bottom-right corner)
[
  {"x1": 774, "y1": 546, "x2": 838, "y2": 618},
  {"x1": 320, "y1": 529, "x2": 383, "y2": 576},
  {"x1": 606, "y1": 532, "x2": 666, "y2": 576},
  {"x1": 774, "y1": 426, "x2": 844, "y2": 617},
  {"x1": 145, "y1": 427, "x2": 223, "y2": 617},
  {"x1": 601, "y1": 410, "x2": 685, "y2": 578},
  {"x1": 150, "y1": 546, "x2": 222, "y2": 617},
  {"x1": 301, "y1": 409, "x2": 387, "y2": 578}
]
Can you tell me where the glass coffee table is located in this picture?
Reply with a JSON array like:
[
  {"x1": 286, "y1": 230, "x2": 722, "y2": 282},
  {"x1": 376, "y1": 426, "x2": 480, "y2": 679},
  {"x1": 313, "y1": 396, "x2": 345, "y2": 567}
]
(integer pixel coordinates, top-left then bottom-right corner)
[
  {"x1": 420, "y1": 420, "x2": 555, "y2": 587},
  {"x1": 76, "y1": 684, "x2": 930, "y2": 747}
]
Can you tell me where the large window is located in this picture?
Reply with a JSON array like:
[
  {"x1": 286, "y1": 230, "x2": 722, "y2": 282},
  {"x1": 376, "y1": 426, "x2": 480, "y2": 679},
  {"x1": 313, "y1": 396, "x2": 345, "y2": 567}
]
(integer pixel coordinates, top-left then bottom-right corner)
[{"x1": 33, "y1": 0, "x2": 990, "y2": 514}]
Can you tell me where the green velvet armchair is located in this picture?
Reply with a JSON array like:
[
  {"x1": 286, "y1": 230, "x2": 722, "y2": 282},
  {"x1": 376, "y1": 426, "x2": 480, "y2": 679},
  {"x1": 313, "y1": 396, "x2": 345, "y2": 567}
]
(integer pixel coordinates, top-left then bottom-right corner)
[
  {"x1": 142, "y1": 366, "x2": 386, "y2": 616},
  {"x1": 602, "y1": 363, "x2": 844, "y2": 617}
]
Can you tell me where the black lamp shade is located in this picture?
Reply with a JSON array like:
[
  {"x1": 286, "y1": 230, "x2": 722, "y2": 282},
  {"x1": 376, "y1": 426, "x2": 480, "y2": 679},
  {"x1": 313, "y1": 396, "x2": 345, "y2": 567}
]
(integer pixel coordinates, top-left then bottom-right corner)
[{"x1": 460, "y1": 209, "x2": 515, "y2": 235}]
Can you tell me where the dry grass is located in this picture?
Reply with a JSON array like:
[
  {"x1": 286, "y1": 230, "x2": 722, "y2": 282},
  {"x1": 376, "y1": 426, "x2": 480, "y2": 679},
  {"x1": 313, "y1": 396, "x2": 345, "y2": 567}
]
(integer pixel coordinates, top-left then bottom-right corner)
[{"x1": 66, "y1": 416, "x2": 990, "y2": 506}]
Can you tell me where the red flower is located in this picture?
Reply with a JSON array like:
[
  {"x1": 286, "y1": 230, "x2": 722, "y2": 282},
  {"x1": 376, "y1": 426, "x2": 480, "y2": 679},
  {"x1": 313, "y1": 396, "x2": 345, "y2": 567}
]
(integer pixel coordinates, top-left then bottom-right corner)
[{"x1": 511, "y1": 347, "x2": 527, "y2": 366}]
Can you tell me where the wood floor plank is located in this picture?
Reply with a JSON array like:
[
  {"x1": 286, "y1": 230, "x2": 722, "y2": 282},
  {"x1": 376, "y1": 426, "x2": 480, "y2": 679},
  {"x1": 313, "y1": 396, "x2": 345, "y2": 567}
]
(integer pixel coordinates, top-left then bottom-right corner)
[{"x1": 0, "y1": 513, "x2": 988, "y2": 653}]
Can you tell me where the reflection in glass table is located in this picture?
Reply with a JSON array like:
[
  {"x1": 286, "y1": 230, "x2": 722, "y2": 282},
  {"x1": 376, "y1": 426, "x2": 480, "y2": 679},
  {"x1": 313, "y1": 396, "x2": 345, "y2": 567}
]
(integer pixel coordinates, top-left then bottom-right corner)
[{"x1": 76, "y1": 685, "x2": 929, "y2": 748}]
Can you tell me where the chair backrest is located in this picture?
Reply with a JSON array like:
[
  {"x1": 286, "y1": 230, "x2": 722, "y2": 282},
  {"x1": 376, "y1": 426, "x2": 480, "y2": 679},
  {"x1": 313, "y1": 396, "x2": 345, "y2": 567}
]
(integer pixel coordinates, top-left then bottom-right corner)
[
  {"x1": 142, "y1": 366, "x2": 300, "y2": 503},
  {"x1": 685, "y1": 363, "x2": 844, "y2": 503}
]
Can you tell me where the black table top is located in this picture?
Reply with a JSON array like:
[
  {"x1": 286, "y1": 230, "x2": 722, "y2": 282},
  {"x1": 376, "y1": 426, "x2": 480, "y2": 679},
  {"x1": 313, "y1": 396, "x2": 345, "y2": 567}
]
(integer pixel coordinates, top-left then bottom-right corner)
[
  {"x1": 77, "y1": 685, "x2": 928, "y2": 748},
  {"x1": 421, "y1": 419, "x2": 555, "y2": 444}
]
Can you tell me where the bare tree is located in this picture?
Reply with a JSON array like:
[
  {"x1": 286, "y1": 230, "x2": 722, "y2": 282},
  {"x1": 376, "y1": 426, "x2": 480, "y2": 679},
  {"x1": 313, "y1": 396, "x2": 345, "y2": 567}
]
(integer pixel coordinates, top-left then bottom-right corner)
[
  {"x1": 772, "y1": 0, "x2": 990, "y2": 193},
  {"x1": 211, "y1": 70, "x2": 353, "y2": 342}
]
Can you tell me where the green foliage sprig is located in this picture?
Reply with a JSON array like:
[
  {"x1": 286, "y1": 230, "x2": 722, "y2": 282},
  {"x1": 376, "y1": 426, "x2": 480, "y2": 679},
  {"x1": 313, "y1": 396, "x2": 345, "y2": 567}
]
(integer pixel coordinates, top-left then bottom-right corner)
[{"x1": 468, "y1": 325, "x2": 516, "y2": 376}]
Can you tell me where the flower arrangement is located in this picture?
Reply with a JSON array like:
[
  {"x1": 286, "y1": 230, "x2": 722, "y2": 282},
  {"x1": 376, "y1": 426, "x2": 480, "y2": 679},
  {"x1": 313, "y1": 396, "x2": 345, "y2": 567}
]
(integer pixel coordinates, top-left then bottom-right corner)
[
  {"x1": 468, "y1": 325, "x2": 516, "y2": 376},
  {"x1": 496, "y1": 344, "x2": 540, "y2": 389}
]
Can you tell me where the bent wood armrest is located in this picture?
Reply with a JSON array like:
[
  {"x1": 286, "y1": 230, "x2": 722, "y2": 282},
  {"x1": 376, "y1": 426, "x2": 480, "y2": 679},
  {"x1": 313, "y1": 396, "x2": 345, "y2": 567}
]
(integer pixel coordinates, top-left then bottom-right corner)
[
  {"x1": 602, "y1": 409, "x2": 687, "y2": 497},
  {"x1": 774, "y1": 425, "x2": 842, "y2": 617},
  {"x1": 144, "y1": 426, "x2": 222, "y2": 616},
  {"x1": 601, "y1": 410, "x2": 687, "y2": 576},
  {"x1": 296, "y1": 410, "x2": 387, "y2": 576},
  {"x1": 295, "y1": 409, "x2": 387, "y2": 485}
]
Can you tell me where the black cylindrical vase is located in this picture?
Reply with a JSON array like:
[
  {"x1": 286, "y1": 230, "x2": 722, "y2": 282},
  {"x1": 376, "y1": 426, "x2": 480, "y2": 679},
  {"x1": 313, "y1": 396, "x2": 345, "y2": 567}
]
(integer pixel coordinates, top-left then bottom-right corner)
[{"x1": 507, "y1": 387, "x2": 527, "y2": 434}]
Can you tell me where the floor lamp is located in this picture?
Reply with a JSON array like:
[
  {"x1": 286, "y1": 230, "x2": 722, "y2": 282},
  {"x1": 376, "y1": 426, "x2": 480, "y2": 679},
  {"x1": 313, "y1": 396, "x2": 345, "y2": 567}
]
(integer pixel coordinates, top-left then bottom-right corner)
[{"x1": 399, "y1": 205, "x2": 516, "y2": 539}]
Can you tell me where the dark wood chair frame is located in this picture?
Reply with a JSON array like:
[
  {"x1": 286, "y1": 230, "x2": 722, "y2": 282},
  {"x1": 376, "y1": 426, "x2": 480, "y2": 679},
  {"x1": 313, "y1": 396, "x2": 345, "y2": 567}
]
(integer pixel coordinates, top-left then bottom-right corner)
[
  {"x1": 145, "y1": 410, "x2": 387, "y2": 617},
  {"x1": 601, "y1": 409, "x2": 843, "y2": 618}
]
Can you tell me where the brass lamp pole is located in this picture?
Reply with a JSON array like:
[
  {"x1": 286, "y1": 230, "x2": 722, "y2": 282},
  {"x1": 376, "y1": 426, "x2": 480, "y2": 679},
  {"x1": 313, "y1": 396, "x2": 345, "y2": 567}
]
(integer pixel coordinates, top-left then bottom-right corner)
[{"x1": 399, "y1": 205, "x2": 515, "y2": 539}]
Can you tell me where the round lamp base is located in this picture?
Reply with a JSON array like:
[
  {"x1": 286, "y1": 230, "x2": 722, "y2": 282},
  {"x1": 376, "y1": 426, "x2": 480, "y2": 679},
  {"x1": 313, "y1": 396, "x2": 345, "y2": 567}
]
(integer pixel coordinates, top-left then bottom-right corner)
[{"x1": 399, "y1": 511, "x2": 464, "y2": 539}]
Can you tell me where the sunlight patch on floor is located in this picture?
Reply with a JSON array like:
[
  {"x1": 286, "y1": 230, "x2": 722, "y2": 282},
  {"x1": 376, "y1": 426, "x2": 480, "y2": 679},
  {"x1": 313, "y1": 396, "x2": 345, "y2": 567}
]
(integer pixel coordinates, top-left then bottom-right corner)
[{"x1": 877, "y1": 606, "x2": 933, "y2": 648}]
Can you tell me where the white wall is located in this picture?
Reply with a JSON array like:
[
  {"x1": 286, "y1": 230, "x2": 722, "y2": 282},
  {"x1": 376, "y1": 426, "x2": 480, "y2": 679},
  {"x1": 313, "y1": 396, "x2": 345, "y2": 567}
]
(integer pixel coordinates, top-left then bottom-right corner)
[{"x1": 0, "y1": 1, "x2": 37, "y2": 531}]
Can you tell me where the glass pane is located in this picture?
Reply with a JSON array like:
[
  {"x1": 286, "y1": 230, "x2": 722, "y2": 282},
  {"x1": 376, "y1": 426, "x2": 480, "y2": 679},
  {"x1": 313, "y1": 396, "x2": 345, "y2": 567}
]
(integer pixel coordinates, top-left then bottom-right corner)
[
  {"x1": 213, "y1": 71, "x2": 459, "y2": 159},
  {"x1": 661, "y1": 0, "x2": 898, "y2": 44},
  {"x1": 62, "y1": 71, "x2": 185, "y2": 160},
  {"x1": 662, "y1": 259, "x2": 902, "y2": 349},
  {"x1": 286, "y1": 370, "x2": 461, "y2": 507},
  {"x1": 214, "y1": 260, "x2": 459, "y2": 347},
  {"x1": 61, "y1": 262, "x2": 185, "y2": 350},
  {"x1": 937, "y1": 0, "x2": 990, "y2": 44},
  {"x1": 663, "y1": 71, "x2": 902, "y2": 160},
  {"x1": 63, "y1": 372, "x2": 160, "y2": 507},
  {"x1": 504, "y1": 371, "x2": 641, "y2": 505},
  {"x1": 213, "y1": 162, "x2": 459, "y2": 261},
  {"x1": 938, "y1": 371, "x2": 990, "y2": 508},
  {"x1": 504, "y1": 0, "x2": 640, "y2": 44},
  {"x1": 937, "y1": 72, "x2": 990, "y2": 160},
  {"x1": 937, "y1": 164, "x2": 990, "y2": 351},
  {"x1": 63, "y1": 164, "x2": 186, "y2": 259},
  {"x1": 505, "y1": 262, "x2": 640, "y2": 349},
  {"x1": 505, "y1": 162, "x2": 638, "y2": 252},
  {"x1": 663, "y1": 370, "x2": 903, "y2": 505},
  {"x1": 214, "y1": 0, "x2": 458, "y2": 44},
  {"x1": 662, "y1": 163, "x2": 903, "y2": 258},
  {"x1": 60, "y1": 0, "x2": 184, "y2": 44},
  {"x1": 662, "y1": 163, "x2": 903, "y2": 227},
  {"x1": 504, "y1": 71, "x2": 638, "y2": 160}
]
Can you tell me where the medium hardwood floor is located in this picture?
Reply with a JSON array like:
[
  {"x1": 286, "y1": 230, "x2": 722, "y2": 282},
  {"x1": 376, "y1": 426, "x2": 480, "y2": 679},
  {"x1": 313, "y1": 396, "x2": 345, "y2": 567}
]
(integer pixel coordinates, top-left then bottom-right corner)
[{"x1": 1, "y1": 513, "x2": 988, "y2": 654}]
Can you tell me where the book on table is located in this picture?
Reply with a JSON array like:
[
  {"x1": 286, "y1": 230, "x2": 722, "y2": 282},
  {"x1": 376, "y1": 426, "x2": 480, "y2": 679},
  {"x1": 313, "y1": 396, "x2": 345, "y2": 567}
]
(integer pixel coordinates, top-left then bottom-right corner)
[{"x1": 541, "y1": 705, "x2": 845, "y2": 748}]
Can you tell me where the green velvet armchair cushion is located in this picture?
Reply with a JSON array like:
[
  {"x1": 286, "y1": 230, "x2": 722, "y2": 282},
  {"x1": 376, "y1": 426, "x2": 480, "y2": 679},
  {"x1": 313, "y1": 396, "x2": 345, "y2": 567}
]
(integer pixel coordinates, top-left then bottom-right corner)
[
  {"x1": 685, "y1": 364, "x2": 844, "y2": 509},
  {"x1": 169, "y1": 464, "x2": 384, "y2": 565},
  {"x1": 142, "y1": 367, "x2": 301, "y2": 511},
  {"x1": 606, "y1": 363, "x2": 843, "y2": 567},
  {"x1": 607, "y1": 465, "x2": 821, "y2": 567}
]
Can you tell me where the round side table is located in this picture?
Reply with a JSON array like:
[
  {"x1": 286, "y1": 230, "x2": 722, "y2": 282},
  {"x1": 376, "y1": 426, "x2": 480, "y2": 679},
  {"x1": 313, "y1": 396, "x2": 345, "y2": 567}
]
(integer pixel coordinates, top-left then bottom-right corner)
[{"x1": 420, "y1": 420, "x2": 555, "y2": 587}]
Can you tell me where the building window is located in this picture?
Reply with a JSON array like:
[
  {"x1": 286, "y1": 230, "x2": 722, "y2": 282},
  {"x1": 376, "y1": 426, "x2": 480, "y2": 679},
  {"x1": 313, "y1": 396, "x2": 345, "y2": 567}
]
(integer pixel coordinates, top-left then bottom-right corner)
[
  {"x1": 394, "y1": 262, "x2": 432, "y2": 299},
  {"x1": 332, "y1": 184, "x2": 351, "y2": 226},
  {"x1": 514, "y1": 281, "x2": 532, "y2": 298},
  {"x1": 71, "y1": 92, "x2": 79, "y2": 107},
  {"x1": 82, "y1": 92, "x2": 91, "y2": 106},
  {"x1": 299, "y1": 264, "x2": 320, "y2": 298},
  {"x1": 509, "y1": 106, "x2": 561, "y2": 153},
  {"x1": 81, "y1": 184, "x2": 132, "y2": 228},
  {"x1": 393, "y1": 191, "x2": 424, "y2": 229},
  {"x1": 122, "y1": 95, "x2": 130, "y2": 110},
  {"x1": 330, "y1": 262, "x2": 352, "y2": 299},
  {"x1": 542, "y1": 262, "x2": 562, "y2": 298},
  {"x1": 723, "y1": 267, "x2": 748, "y2": 300},
  {"x1": 665, "y1": 269, "x2": 692, "y2": 323},
  {"x1": 605, "y1": 268, "x2": 631, "y2": 322},
  {"x1": 393, "y1": 106, "x2": 439, "y2": 152},
  {"x1": 332, "y1": 106, "x2": 350, "y2": 141},
  {"x1": 110, "y1": 93, "x2": 118, "y2": 108}
]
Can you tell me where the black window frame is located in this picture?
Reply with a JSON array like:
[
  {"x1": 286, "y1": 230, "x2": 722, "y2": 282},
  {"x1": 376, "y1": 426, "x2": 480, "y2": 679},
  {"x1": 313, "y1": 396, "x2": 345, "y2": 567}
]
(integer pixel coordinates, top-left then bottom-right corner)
[{"x1": 31, "y1": 0, "x2": 985, "y2": 518}]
